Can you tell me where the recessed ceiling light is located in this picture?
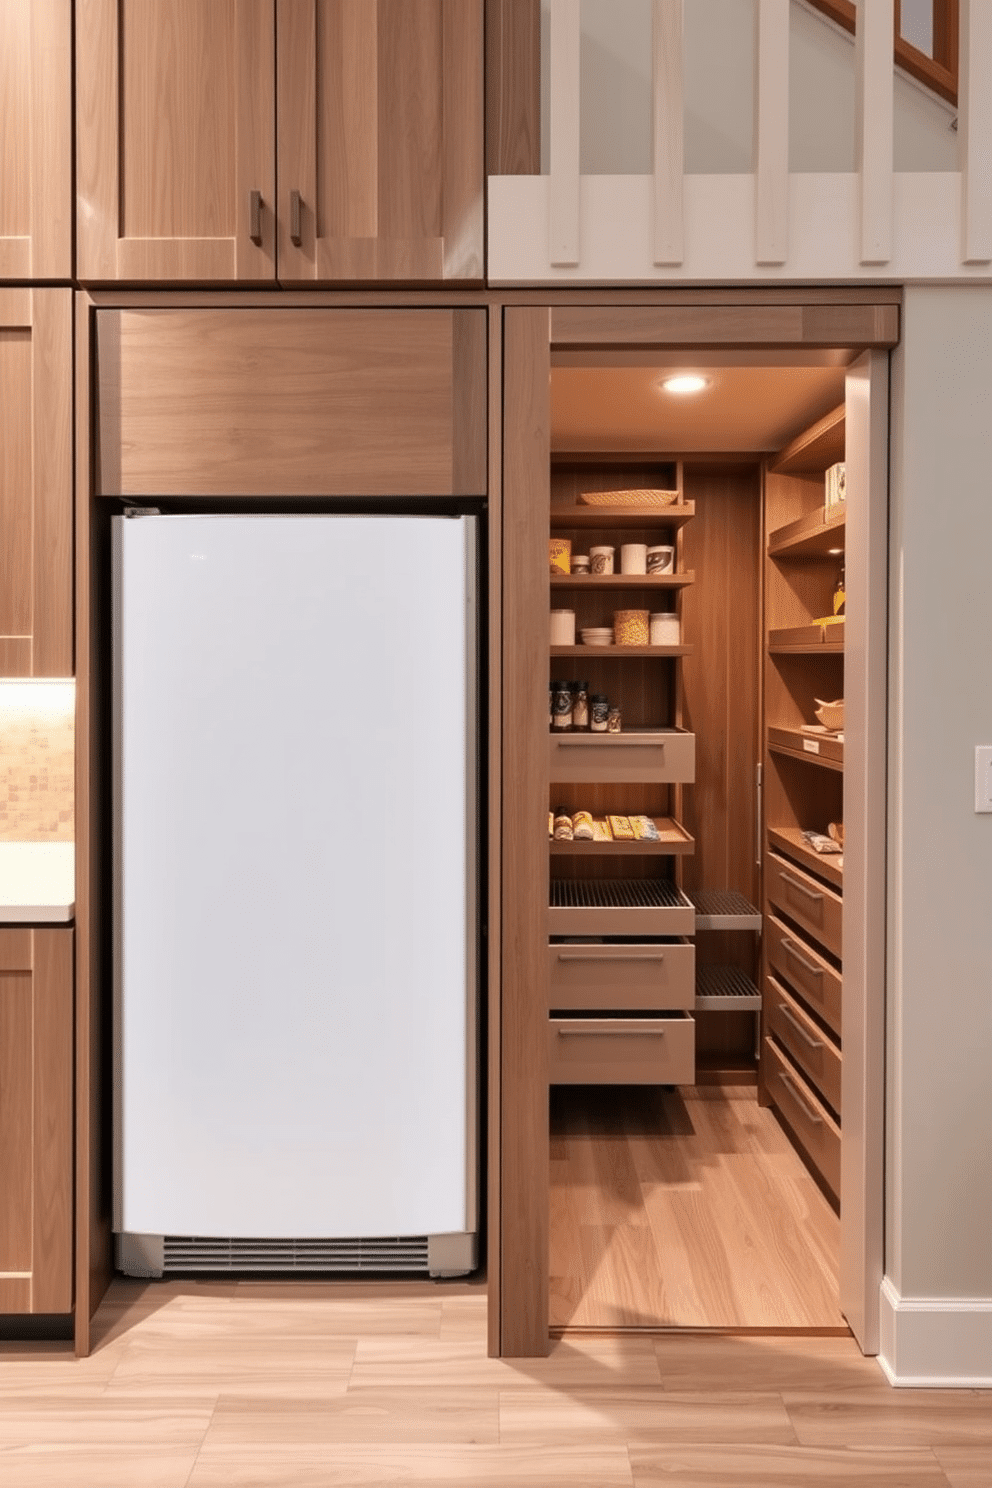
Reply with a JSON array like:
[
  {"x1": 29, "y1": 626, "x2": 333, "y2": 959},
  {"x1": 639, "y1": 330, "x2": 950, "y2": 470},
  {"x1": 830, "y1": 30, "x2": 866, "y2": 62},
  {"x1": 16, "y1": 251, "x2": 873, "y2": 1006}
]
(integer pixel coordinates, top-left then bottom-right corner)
[
  {"x1": 827, "y1": 547, "x2": 844, "y2": 555},
  {"x1": 658, "y1": 374, "x2": 710, "y2": 395}
]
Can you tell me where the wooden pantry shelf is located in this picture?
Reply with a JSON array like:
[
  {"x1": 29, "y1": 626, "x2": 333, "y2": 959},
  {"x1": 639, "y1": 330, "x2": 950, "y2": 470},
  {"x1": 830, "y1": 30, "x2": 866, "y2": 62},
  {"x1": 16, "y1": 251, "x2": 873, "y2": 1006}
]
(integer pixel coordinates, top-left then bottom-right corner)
[
  {"x1": 550, "y1": 572, "x2": 695, "y2": 589},
  {"x1": 768, "y1": 404, "x2": 845, "y2": 475},
  {"x1": 768, "y1": 726, "x2": 844, "y2": 771},
  {"x1": 767, "y1": 826, "x2": 844, "y2": 891},
  {"x1": 550, "y1": 502, "x2": 695, "y2": 531},
  {"x1": 767, "y1": 505, "x2": 846, "y2": 560},
  {"x1": 551, "y1": 645, "x2": 692, "y2": 659},
  {"x1": 767, "y1": 621, "x2": 844, "y2": 653},
  {"x1": 550, "y1": 817, "x2": 694, "y2": 855}
]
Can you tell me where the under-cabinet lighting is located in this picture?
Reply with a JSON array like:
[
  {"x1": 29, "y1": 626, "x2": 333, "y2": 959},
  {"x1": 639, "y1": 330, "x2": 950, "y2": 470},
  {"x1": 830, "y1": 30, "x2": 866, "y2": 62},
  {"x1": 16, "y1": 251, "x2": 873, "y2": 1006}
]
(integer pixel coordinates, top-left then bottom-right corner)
[
  {"x1": 658, "y1": 374, "x2": 711, "y2": 395},
  {"x1": 828, "y1": 547, "x2": 844, "y2": 555}
]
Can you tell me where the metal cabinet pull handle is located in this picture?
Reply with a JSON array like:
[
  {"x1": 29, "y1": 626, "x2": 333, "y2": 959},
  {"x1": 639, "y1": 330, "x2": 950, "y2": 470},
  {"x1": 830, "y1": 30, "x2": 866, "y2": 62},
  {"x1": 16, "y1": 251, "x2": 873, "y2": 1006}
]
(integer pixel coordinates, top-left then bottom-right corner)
[
  {"x1": 290, "y1": 190, "x2": 302, "y2": 246},
  {"x1": 779, "y1": 1070, "x2": 823, "y2": 1125},
  {"x1": 556, "y1": 952, "x2": 665, "y2": 962},
  {"x1": 780, "y1": 870, "x2": 823, "y2": 903},
  {"x1": 781, "y1": 938, "x2": 824, "y2": 978},
  {"x1": 249, "y1": 190, "x2": 262, "y2": 244},
  {"x1": 777, "y1": 1003, "x2": 823, "y2": 1052},
  {"x1": 557, "y1": 1026, "x2": 666, "y2": 1037}
]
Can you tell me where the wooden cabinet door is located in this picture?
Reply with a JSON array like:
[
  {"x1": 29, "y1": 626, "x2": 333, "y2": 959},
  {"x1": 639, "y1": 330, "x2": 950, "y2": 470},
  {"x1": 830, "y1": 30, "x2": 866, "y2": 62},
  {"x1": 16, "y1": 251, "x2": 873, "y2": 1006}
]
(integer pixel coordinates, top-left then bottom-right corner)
[
  {"x1": 76, "y1": 0, "x2": 276, "y2": 282},
  {"x1": 95, "y1": 306, "x2": 487, "y2": 497},
  {"x1": 0, "y1": 929, "x2": 73, "y2": 1314},
  {"x1": 276, "y1": 0, "x2": 483, "y2": 283},
  {"x1": 0, "y1": 290, "x2": 72, "y2": 677},
  {"x1": 0, "y1": 0, "x2": 72, "y2": 279}
]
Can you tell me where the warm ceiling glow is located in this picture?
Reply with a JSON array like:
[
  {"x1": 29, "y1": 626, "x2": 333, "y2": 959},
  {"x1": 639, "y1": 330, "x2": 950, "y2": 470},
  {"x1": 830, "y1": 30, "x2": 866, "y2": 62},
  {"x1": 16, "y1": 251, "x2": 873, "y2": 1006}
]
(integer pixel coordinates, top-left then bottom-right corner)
[{"x1": 658, "y1": 374, "x2": 710, "y2": 395}]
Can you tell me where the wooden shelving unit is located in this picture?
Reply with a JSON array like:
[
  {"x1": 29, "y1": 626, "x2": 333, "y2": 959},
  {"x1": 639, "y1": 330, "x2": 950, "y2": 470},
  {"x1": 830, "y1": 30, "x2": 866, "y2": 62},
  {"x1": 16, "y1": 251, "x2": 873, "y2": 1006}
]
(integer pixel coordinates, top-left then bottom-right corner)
[
  {"x1": 549, "y1": 817, "x2": 694, "y2": 855},
  {"x1": 766, "y1": 825, "x2": 843, "y2": 891},
  {"x1": 550, "y1": 573, "x2": 695, "y2": 590},
  {"x1": 767, "y1": 505, "x2": 846, "y2": 560},
  {"x1": 551, "y1": 644, "x2": 692, "y2": 658},
  {"x1": 768, "y1": 726, "x2": 844, "y2": 771},
  {"x1": 549, "y1": 501, "x2": 696, "y2": 531}
]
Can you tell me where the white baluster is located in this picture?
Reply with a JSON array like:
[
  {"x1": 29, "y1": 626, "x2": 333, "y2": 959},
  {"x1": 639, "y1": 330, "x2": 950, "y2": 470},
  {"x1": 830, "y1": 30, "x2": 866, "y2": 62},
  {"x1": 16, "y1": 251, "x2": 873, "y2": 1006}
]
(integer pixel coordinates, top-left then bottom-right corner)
[
  {"x1": 959, "y1": 0, "x2": 992, "y2": 263},
  {"x1": 548, "y1": 0, "x2": 581, "y2": 267},
  {"x1": 855, "y1": 0, "x2": 894, "y2": 264},
  {"x1": 652, "y1": 0, "x2": 684, "y2": 266},
  {"x1": 755, "y1": 0, "x2": 790, "y2": 266}
]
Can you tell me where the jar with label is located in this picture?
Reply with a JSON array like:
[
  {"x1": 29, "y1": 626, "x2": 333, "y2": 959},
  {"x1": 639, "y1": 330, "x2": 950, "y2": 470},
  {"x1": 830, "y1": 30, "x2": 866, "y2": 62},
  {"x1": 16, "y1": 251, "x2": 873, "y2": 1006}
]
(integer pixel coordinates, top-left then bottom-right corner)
[
  {"x1": 607, "y1": 705, "x2": 622, "y2": 733},
  {"x1": 552, "y1": 679, "x2": 574, "y2": 730},
  {"x1": 590, "y1": 694, "x2": 610, "y2": 732},
  {"x1": 571, "y1": 680, "x2": 590, "y2": 730}
]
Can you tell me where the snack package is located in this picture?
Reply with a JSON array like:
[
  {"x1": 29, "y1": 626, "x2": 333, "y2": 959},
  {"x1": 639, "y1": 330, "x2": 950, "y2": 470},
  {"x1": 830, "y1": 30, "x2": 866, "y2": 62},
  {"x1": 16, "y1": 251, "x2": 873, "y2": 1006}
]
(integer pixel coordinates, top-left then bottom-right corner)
[
  {"x1": 801, "y1": 828, "x2": 842, "y2": 854},
  {"x1": 607, "y1": 815, "x2": 634, "y2": 840},
  {"x1": 553, "y1": 812, "x2": 574, "y2": 841},
  {"x1": 630, "y1": 815, "x2": 660, "y2": 841},
  {"x1": 592, "y1": 819, "x2": 612, "y2": 842},
  {"x1": 571, "y1": 810, "x2": 595, "y2": 840}
]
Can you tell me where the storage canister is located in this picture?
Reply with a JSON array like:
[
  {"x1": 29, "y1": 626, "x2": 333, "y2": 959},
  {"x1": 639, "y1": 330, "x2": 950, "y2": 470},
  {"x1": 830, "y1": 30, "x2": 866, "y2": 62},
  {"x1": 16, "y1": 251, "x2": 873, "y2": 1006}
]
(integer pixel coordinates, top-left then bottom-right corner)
[
  {"x1": 590, "y1": 694, "x2": 610, "y2": 732},
  {"x1": 649, "y1": 611, "x2": 681, "y2": 645},
  {"x1": 589, "y1": 545, "x2": 615, "y2": 575},
  {"x1": 613, "y1": 609, "x2": 650, "y2": 646},
  {"x1": 572, "y1": 681, "x2": 590, "y2": 730},
  {"x1": 549, "y1": 537, "x2": 572, "y2": 575},
  {"x1": 571, "y1": 553, "x2": 591, "y2": 574},
  {"x1": 550, "y1": 609, "x2": 576, "y2": 645},
  {"x1": 552, "y1": 679, "x2": 573, "y2": 730}
]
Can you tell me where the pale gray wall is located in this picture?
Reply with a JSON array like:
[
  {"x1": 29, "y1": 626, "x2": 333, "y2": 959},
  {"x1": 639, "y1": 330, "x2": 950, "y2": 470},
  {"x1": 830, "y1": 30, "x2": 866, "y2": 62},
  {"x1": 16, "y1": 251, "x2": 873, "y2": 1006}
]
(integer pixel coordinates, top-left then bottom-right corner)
[
  {"x1": 540, "y1": 0, "x2": 957, "y2": 175},
  {"x1": 887, "y1": 285, "x2": 992, "y2": 1300}
]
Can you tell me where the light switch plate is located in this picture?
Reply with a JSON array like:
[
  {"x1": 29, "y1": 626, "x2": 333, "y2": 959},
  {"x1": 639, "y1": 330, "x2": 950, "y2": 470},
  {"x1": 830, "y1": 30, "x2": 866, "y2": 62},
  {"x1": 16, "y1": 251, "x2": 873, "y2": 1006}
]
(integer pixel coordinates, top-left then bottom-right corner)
[{"x1": 976, "y1": 746, "x2": 992, "y2": 813}]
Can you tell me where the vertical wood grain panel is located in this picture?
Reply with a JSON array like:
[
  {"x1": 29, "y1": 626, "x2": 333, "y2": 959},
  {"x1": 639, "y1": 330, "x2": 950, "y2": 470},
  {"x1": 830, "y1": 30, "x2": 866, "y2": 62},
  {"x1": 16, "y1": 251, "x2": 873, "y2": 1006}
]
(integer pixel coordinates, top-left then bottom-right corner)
[
  {"x1": 316, "y1": 0, "x2": 378, "y2": 242},
  {"x1": 855, "y1": 0, "x2": 894, "y2": 264},
  {"x1": 486, "y1": 303, "x2": 503, "y2": 1356},
  {"x1": 0, "y1": 0, "x2": 71, "y2": 278},
  {"x1": 379, "y1": 0, "x2": 442, "y2": 241},
  {"x1": 548, "y1": 0, "x2": 580, "y2": 267},
  {"x1": 451, "y1": 310, "x2": 487, "y2": 496},
  {"x1": 0, "y1": 0, "x2": 31, "y2": 249},
  {"x1": 442, "y1": 0, "x2": 484, "y2": 280},
  {"x1": 652, "y1": 0, "x2": 684, "y2": 267},
  {"x1": 31, "y1": 291, "x2": 74, "y2": 677},
  {"x1": 0, "y1": 322, "x2": 33, "y2": 654},
  {"x1": 75, "y1": 0, "x2": 121, "y2": 279},
  {"x1": 276, "y1": 0, "x2": 318, "y2": 275},
  {"x1": 959, "y1": 0, "x2": 992, "y2": 263},
  {"x1": 30, "y1": 929, "x2": 73, "y2": 1312},
  {"x1": 755, "y1": 0, "x2": 790, "y2": 266},
  {"x1": 0, "y1": 971, "x2": 33, "y2": 1275},
  {"x1": 500, "y1": 306, "x2": 551, "y2": 1357},
  {"x1": 485, "y1": 0, "x2": 541, "y2": 176}
]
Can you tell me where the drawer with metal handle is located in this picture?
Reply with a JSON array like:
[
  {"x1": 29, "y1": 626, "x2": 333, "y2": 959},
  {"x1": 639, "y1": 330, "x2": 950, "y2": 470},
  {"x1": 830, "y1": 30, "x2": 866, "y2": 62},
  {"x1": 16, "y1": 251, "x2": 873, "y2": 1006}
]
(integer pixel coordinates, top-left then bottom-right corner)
[
  {"x1": 765, "y1": 973, "x2": 841, "y2": 1116},
  {"x1": 763, "y1": 1036, "x2": 840, "y2": 1201},
  {"x1": 549, "y1": 728, "x2": 695, "y2": 784},
  {"x1": 765, "y1": 852, "x2": 842, "y2": 960},
  {"x1": 549, "y1": 1014, "x2": 695, "y2": 1085},
  {"x1": 548, "y1": 939, "x2": 694, "y2": 1011},
  {"x1": 765, "y1": 912, "x2": 841, "y2": 1037}
]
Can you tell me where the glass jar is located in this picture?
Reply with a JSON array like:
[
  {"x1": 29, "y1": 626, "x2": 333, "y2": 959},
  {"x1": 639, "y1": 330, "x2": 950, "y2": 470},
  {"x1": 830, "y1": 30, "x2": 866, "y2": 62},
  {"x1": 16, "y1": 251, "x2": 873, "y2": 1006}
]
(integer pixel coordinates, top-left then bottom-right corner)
[
  {"x1": 607, "y1": 705, "x2": 622, "y2": 733},
  {"x1": 571, "y1": 680, "x2": 589, "y2": 730},
  {"x1": 552, "y1": 679, "x2": 573, "y2": 731},
  {"x1": 590, "y1": 694, "x2": 610, "y2": 732}
]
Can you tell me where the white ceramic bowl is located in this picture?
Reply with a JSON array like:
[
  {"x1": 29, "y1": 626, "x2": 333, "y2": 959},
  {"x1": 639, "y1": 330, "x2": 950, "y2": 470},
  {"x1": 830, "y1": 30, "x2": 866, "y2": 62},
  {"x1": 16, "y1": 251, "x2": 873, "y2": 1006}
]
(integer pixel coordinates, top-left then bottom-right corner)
[{"x1": 581, "y1": 628, "x2": 614, "y2": 646}]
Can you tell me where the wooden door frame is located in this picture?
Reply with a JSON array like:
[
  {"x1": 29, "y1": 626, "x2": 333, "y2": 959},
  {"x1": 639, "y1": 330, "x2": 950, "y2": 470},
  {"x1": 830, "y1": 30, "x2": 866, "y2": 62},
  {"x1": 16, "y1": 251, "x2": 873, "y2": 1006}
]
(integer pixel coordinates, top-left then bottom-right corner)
[{"x1": 497, "y1": 292, "x2": 898, "y2": 1358}]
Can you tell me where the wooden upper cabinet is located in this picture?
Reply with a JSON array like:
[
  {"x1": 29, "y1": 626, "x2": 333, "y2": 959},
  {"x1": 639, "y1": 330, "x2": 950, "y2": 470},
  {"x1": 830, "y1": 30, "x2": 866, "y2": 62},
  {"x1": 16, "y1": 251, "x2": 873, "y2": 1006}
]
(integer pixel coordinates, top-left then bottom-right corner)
[
  {"x1": 276, "y1": 0, "x2": 484, "y2": 283},
  {"x1": 95, "y1": 307, "x2": 487, "y2": 496},
  {"x1": 76, "y1": 0, "x2": 277, "y2": 282},
  {"x1": 0, "y1": 290, "x2": 73, "y2": 678},
  {"x1": 0, "y1": 0, "x2": 72, "y2": 278}
]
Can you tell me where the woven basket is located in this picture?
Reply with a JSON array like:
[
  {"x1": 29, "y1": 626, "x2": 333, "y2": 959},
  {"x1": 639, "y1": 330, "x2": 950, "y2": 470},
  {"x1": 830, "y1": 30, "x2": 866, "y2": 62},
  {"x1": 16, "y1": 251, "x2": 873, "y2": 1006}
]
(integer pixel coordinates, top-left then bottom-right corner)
[{"x1": 579, "y1": 488, "x2": 680, "y2": 508}]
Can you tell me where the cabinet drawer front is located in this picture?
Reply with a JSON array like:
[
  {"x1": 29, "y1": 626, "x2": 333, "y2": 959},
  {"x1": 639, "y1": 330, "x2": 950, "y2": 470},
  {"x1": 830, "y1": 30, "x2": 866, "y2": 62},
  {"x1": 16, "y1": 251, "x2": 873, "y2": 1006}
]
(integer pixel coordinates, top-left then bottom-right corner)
[
  {"x1": 766, "y1": 913, "x2": 842, "y2": 1037},
  {"x1": 548, "y1": 941, "x2": 694, "y2": 1011},
  {"x1": 549, "y1": 730, "x2": 695, "y2": 784},
  {"x1": 549, "y1": 1015, "x2": 695, "y2": 1085},
  {"x1": 764, "y1": 1037, "x2": 840, "y2": 1200},
  {"x1": 765, "y1": 975, "x2": 841, "y2": 1115},
  {"x1": 0, "y1": 930, "x2": 32, "y2": 972},
  {"x1": 766, "y1": 854, "x2": 842, "y2": 960},
  {"x1": 96, "y1": 308, "x2": 486, "y2": 498}
]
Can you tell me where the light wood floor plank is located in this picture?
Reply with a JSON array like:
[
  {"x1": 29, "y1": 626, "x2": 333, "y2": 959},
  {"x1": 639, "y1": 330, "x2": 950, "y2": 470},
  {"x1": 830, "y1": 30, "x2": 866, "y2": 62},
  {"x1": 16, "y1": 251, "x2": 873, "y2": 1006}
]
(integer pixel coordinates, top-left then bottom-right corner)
[
  {"x1": 784, "y1": 1389, "x2": 992, "y2": 1447},
  {"x1": 651, "y1": 1333, "x2": 890, "y2": 1393},
  {"x1": 0, "y1": 1448, "x2": 202, "y2": 1488},
  {"x1": 627, "y1": 1441, "x2": 952, "y2": 1487},
  {"x1": 348, "y1": 1334, "x2": 663, "y2": 1390},
  {"x1": 498, "y1": 1387, "x2": 799, "y2": 1445},
  {"x1": 203, "y1": 1390, "x2": 499, "y2": 1445},
  {"x1": 933, "y1": 1444, "x2": 992, "y2": 1487},
  {"x1": 185, "y1": 1442, "x2": 636, "y2": 1487},
  {"x1": 102, "y1": 1334, "x2": 357, "y2": 1399}
]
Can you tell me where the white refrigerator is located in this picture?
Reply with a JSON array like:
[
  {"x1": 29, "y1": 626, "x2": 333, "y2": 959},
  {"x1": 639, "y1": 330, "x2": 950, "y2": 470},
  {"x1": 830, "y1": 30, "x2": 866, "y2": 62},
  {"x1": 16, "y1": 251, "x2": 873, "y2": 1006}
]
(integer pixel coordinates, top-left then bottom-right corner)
[{"x1": 112, "y1": 513, "x2": 478, "y2": 1278}]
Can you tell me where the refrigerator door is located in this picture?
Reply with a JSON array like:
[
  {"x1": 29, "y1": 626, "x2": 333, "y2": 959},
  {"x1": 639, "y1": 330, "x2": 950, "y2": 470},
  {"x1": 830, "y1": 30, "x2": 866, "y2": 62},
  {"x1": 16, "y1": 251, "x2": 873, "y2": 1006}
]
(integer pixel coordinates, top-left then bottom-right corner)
[{"x1": 114, "y1": 515, "x2": 476, "y2": 1242}]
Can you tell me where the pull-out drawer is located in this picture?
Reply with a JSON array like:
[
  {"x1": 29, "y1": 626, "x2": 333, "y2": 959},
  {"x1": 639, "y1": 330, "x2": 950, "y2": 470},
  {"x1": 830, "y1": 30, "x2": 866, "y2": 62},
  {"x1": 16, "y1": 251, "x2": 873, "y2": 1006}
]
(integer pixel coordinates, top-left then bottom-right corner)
[
  {"x1": 766, "y1": 913, "x2": 842, "y2": 1037},
  {"x1": 548, "y1": 940, "x2": 694, "y2": 1011},
  {"x1": 764, "y1": 1036, "x2": 840, "y2": 1201},
  {"x1": 549, "y1": 1014, "x2": 695, "y2": 1085},
  {"x1": 765, "y1": 975, "x2": 841, "y2": 1116},
  {"x1": 766, "y1": 853, "x2": 842, "y2": 961},
  {"x1": 549, "y1": 729, "x2": 695, "y2": 784}
]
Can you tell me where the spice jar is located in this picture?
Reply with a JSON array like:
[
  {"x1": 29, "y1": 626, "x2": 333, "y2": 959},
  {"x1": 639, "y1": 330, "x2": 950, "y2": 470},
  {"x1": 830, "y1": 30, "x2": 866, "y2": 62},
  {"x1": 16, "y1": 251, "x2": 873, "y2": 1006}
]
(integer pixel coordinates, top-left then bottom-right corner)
[
  {"x1": 607, "y1": 705, "x2": 622, "y2": 733},
  {"x1": 571, "y1": 680, "x2": 589, "y2": 730},
  {"x1": 590, "y1": 694, "x2": 610, "y2": 732},
  {"x1": 552, "y1": 679, "x2": 573, "y2": 731}
]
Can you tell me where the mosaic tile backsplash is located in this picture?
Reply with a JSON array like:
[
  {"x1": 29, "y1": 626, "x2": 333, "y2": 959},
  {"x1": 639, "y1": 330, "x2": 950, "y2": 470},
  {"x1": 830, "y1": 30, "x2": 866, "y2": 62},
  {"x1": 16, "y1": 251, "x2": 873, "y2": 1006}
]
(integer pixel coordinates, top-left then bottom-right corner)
[{"x1": 0, "y1": 685, "x2": 75, "y2": 841}]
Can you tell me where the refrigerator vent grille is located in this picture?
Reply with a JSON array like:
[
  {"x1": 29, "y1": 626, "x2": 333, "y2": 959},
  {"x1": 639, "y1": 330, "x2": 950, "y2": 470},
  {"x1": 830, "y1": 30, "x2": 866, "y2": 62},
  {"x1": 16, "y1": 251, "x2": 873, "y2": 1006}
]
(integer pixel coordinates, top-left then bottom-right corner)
[
  {"x1": 162, "y1": 1235, "x2": 431, "y2": 1274},
  {"x1": 550, "y1": 877, "x2": 686, "y2": 909}
]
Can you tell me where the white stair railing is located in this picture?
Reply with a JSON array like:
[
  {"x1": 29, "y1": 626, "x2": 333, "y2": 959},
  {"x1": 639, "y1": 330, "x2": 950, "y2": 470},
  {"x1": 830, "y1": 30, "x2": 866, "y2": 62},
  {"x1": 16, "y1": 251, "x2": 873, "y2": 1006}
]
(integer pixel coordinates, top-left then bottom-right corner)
[{"x1": 541, "y1": 0, "x2": 992, "y2": 275}]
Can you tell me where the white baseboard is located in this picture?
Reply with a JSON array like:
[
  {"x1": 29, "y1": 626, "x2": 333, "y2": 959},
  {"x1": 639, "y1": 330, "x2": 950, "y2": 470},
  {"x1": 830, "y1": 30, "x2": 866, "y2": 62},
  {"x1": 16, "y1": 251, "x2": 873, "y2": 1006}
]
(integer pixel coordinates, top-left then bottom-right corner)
[{"x1": 878, "y1": 1276, "x2": 992, "y2": 1387}]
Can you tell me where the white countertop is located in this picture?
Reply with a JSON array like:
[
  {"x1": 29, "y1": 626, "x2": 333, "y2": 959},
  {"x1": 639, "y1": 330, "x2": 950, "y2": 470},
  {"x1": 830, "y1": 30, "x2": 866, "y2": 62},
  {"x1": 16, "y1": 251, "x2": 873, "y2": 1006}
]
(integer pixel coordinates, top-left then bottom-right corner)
[{"x1": 0, "y1": 842, "x2": 75, "y2": 923}]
